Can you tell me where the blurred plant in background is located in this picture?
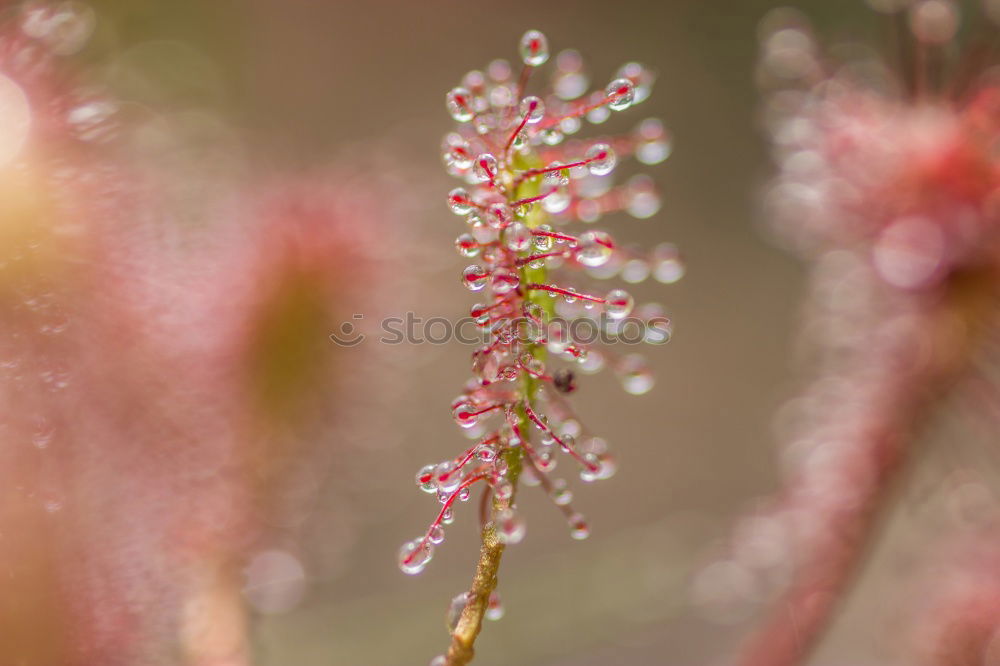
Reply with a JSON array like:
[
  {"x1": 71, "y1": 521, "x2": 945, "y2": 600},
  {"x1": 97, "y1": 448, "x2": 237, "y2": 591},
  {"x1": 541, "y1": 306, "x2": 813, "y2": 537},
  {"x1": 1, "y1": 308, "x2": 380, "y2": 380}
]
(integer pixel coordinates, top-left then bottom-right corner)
[
  {"x1": 704, "y1": 1, "x2": 1000, "y2": 664},
  {"x1": 401, "y1": 29, "x2": 679, "y2": 666},
  {"x1": 905, "y1": 523, "x2": 1000, "y2": 664},
  {"x1": 0, "y1": 2, "x2": 401, "y2": 664},
  {"x1": 19, "y1": 0, "x2": 1000, "y2": 664}
]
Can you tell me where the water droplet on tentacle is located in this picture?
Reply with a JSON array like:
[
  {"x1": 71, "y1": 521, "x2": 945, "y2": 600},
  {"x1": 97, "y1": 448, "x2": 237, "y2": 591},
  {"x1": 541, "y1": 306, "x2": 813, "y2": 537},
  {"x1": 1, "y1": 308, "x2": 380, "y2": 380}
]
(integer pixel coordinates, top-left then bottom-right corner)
[
  {"x1": 496, "y1": 508, "x2": 526, "y2": 544},
  {"x1": 416, "y1": 464, "x2": 437, "y2": 493},
  {"x1": 519, "y1": 30, "x2": 550, "y2": 66},
  {"x1": 398, "y1": 538, "x2": 434, "y2": 574},
  {"x1": 604, "y1": 289, "x2": 634, "y2": 319},
  {"x1": 486, "y1": 591, "x2": 504, "y2": 620},
  {"x1": 585, "y1": 143, "x2": 616, "y2": 176},
  {"x1": 519, "y1": 95, "x2": 545, "y2": 123},
  {"x1": 606, "y1": 78, "x2": 635, "y2": 111},
  {"x1": 447, "y1": 87, "x2": 475, "y2": 122},
  {"x1": 576, "y1": 230, "x2": 614, "y2": 267},
  {"x1": 568, "y1": 513, "x2": 590, "y2": 540},
  {"x1": 462, "y1": 265, "x2": 489, "y2": 292}
]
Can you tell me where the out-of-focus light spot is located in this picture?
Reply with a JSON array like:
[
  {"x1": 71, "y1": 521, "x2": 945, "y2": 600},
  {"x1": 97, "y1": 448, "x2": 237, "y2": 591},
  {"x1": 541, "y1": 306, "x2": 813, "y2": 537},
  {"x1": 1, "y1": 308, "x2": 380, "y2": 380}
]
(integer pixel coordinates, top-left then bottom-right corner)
[
  {"x1": 909, "y1": 0, "x2": 960, "y2": 45},
  {"x1": 242, "y1": 549, "x2": 306, "y2": 615},
  {"x1": 625, "y1": 174, "x2": 660, "y2": 219},
  {"x1": 733, "y1": 516, "x2": 789, "y2": 570},
  {"x1": 0, "y1": 73, "x2": 31, "y2": 168},
  {"x1": 691, "y1": 559, "x2": 760, "y2": 625},
  {"x1": 20, "y1": 1, "x2": 95, "y2": 56},
  {"x1": 762, "y1": 29, "x2": 818, "y2": 80},
  {"x1": 946, "y1": 479, "x2": 995, "y2": 526},
  {"x1": 652, "y1": 243, "x2": 684, "y2": 284},
  {"x1": 873, "y1": 216, "x2": 944, "y2": 289},
  {"x1": 757, "y1": 8, "x2": 819, "y2": 82},
  {"x1": 757, "y1": 7, "x2": 811, "y2": 44},
  {"x1": 67, "y1": 100, "x2": 118, "y2": 143},
  {"x1": 783, "y1": 149, "x2": 823, "y2": 176},
  {"x1": 180, "y1": 573, "x2": 248, "y2": 665}
]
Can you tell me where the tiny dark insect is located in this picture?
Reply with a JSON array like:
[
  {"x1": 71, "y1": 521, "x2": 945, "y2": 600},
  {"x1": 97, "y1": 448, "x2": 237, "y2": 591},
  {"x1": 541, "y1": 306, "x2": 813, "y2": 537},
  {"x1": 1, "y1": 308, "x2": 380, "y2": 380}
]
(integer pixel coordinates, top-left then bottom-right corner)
[{"x1": 553, "y1": 369, "x2": 576, "y2": 394}]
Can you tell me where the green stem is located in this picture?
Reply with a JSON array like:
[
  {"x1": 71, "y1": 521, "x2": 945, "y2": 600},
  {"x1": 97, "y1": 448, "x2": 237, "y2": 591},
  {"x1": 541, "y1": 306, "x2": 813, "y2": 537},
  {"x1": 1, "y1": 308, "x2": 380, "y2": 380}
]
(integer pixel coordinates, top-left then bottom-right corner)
[{"x1": 444, "y1": 156, "x2": 551, "y2": 666}]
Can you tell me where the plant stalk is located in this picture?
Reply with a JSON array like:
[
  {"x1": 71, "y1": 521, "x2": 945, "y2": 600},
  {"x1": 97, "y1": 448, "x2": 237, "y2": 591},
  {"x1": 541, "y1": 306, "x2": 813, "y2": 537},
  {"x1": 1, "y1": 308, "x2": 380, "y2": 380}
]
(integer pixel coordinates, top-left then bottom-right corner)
[
  {"x1": 445, "y1": 447, "x2": 522, "y2": 666},
  {"x1": 736, "y1": 266, "x2": 998, "y2": 666}
]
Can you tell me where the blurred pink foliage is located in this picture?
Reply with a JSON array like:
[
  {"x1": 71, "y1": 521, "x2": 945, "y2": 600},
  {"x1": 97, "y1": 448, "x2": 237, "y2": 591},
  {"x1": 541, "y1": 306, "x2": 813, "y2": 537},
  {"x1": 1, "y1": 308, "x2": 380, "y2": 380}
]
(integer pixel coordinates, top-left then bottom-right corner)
[
  {"x1": 0, "y1": 5, "x2": 397, "y2": 664},
  {"x1": 718, "y1": 3, "x2": 1000, "y2": 665},
  {"x1": 907, "y1": 526, "x2": 1000, "y2": 665}
]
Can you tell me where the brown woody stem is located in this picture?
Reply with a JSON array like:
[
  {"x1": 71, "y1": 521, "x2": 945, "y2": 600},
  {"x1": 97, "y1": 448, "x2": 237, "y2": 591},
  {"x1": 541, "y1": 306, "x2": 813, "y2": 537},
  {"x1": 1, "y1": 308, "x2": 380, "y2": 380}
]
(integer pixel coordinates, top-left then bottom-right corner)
[
  {"x1": 444, "y1": 523, "x2": 505, "y2": 665},
  {"x1": 445, "y1": 447, "x2": 523, "y2": 666}
]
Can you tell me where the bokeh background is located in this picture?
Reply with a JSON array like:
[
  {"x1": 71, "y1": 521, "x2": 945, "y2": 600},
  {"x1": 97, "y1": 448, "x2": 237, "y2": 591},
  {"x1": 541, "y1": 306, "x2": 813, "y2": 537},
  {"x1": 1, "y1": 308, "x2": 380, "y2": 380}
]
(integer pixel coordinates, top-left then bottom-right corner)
[{"x1": 10, "y1": 1, "x2": 988, "y2": 664}]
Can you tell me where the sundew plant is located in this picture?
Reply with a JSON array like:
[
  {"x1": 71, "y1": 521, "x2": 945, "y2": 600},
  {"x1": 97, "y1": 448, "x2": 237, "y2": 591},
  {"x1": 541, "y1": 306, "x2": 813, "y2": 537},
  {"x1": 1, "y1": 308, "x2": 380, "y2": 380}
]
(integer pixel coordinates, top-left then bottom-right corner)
[
  {"x1": 398, "y1": 30, "x2": 681, "y2": 666},
  {"x1": 721, "y1": 2, "x2": 1000, "y2": 664}
]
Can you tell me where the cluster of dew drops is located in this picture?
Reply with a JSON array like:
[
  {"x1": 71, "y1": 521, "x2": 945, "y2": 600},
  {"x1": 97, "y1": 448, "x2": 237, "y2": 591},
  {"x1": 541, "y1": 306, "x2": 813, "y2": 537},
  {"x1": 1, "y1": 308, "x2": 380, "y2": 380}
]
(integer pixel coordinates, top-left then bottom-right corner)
[{"x1": 399, "y1": 30, "x2": 682, "y2": 585}]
